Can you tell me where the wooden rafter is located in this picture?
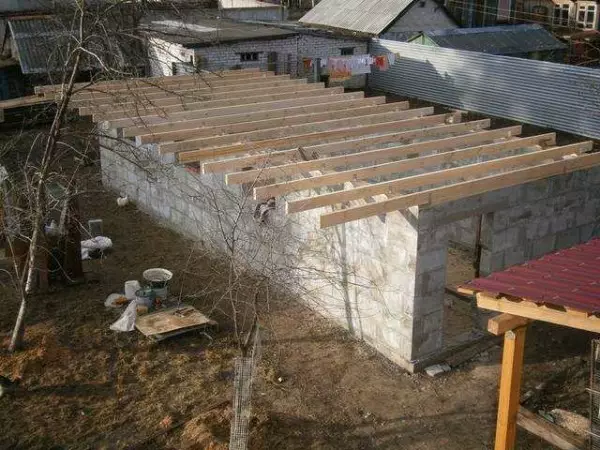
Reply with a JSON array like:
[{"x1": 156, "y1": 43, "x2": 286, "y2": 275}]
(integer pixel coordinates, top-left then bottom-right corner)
[
  {"x1": 316, "y1": 143, "x2": 596, "y2": 228},
  {"x1": 253, "y1": 130, "x2": 559, "y2": 200},
  {"x1": 161, "y1": 107, "x2": 430, "y2": 153},
  {"x1": 92, "y1": 86, "x2": 345, "y2": 122},
  {"x1": 112, "y1": 92, "x2": 366, "y2": 130},
  {"x1": 201, "y1": 119, "x2": 492, "y2": 174},
  {"x1": 176, "y1": 112, "x2": 462, "y2": 162},
  {"x1": 137, "y1": 101, "x2": 411, "y2": 145},
  {"x1": 225, "y1": 126, "x2": 533, "y2": 185}
]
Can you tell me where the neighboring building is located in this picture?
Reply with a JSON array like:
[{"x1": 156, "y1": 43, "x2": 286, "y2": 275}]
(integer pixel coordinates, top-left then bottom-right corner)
[
  {"x1": 299, "y1": 0, "x2": 458, "y2": 41},
  {"x1": 408, "y1": 24, "x2": 568, "y2": 61},
  {"x1": 145, "y1": 14, "x2": 370, "y2": 87},
  {"x1": 218, "y1": 0, "x2": 288, "y2": 21}
]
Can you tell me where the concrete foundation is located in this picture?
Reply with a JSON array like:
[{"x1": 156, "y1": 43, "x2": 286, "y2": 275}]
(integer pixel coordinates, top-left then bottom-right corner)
[{"x1": 100, "y1": 128, "x2": 600, "y2": 371}]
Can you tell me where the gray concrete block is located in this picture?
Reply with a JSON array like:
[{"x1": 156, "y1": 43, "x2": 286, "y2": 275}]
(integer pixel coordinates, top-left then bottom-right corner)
[
  {"x1": 555, "y1": 228, "x2": 581, "y2": 250},
  {"x1": 493, "y1": 226, "x2": 524, "y2": 253},
  {"x1": 531, "y1": 234, "x2": 557, "y2": 259},
  {"x1": 503, "y1": 247, "x2": 526, "y2": 268},
  {"x1": 480, "y1": 249, "x2": 504, "y2": 276},
  {"x1": 416, "y1": 248, "x2": 447, "y2": 273}
]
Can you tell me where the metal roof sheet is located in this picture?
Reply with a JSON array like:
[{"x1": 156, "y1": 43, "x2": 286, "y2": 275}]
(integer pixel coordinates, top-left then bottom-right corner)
[
  {"x1": 299, "y1": 0, "x2": 414, "y2": 35},
  {"x1": 464, "y1": 238, "x2": 600, "y2": 312},
  {"x1": 421, "y1": 24, "x2": 567, "y2": 55},
  {"x1": 144, "y1": 16, "x2": 297, "y2": 47}
]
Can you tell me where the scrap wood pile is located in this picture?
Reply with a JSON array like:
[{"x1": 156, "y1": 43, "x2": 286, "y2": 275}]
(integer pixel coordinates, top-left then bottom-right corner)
[{"x1": 33, "y1": 68, "x2": 600, "y2": 229}]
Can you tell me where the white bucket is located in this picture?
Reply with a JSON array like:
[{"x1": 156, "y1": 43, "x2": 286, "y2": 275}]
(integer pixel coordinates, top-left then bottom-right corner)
[{"x1": 143, "y1": 268, "x2": 173, "y2": 300}]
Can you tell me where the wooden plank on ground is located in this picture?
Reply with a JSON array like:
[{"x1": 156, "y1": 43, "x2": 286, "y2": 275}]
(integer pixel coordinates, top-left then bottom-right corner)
[
  {"x1": 495, "y1": 326, "x2": 527, "y2": 450},
  {"x1": 93, "y1": 86, "x2": 344, "y2": 122},
  {"x1": 202, "y1": 119, "x2": 492, "y2": 173},
  {"x1": 253, "y1": 129, "x2": 553, "y2": 200},
  {"x1": 488, "y1": 314, "x2": 532, "y2": 335},
  {"x1": 517, "y1": 407, "x2": 586, "y2": 450},
  {"x1": 137, "y1": 102, "x2": 412, "y2": 144},
  {"x1": 226, "y1": 126, "x2": 537, "y2": 185},
  {"x1": 286, "y1": 141, "x2": 590, "y2": 213},
  {"x1": 160, "y1": 107, "x2": 433, "y2": 153},
  {"x1": 476, "y1": 292, "x2": 600, "y2": 333},
  {"x1": 112, "y1": 91, "x2": 366, "y2": 129},
  {"x1": 135, "y1": 305, "x2": 215, "y2": 337},
  {"x1": 317, "y1": 143, "x2": 598, "y2": 228},
  {"x1": 177, "y1": 112, "x2": 462, "y2": 161}
]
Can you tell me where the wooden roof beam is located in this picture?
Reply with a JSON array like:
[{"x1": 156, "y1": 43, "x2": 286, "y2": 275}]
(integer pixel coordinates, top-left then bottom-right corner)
[
  {"x1": 228, "y1": 126, "x2": 532, "y2": 186},
  {"x1": 68, "y1": 76, "x2": 300, "y2": 106},
  {"x1": 124, "y1": 96, "x2": 388, "y2": 138},
  {"x1": 80, "y1": 81, "x2": 321, "y2": 116},
  {"x1": 318, "y1": 142, "x2": 597, "y2": 228},
  {"x1": 201, "y1": 119, "x2": 491, "y2": 173},
  {"x1": 255, "y1": 131, "x2": 560, "y2": 201},
  {"x1": 35, "y1": 68, "x2": 266, "y2": 94},
  {"x1": 111, "y1": 92, "x2": 366, "y2": 130},
  {"x1": 176, "y1": 111, "x2": 461, "y2": 162},
  {"x1": 163, "y1": 107, "x2": 436, "y2": 154},
  {"x1": 92, "y1": 86, "x2": 344, "y2": 122},
  {"x1": 137, "y1": 102, "x2": 410, "y2": 145}
]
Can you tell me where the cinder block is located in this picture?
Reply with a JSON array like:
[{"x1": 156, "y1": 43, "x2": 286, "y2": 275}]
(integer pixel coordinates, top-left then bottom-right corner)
[
  {"x1": 555, "y1": 228, "x2": 581, "y2": 250},
  {"x1": 493, "y1": 226, "x2": 524, "y2": 252},
  {"x1": 503, "y1": 247, "x2": 526, "y2": 268},
  {"x1": 531, "y1": 234, "x2": 557, "y2": 258},
  {"x1": 480, "y1": 249, "x2": 504, "y2": 276},
  {"x1": 523, "y1": 179, "x2": 550, "y2": 202}
]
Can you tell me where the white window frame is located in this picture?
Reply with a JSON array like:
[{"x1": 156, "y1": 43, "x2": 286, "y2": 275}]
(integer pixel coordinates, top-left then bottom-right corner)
[
  {"x1": 552, "y1": 3, "x2": 570, "y2": 26},
  {"x1": 576, "y1": 3, "x2": 597, "y2": 29}
]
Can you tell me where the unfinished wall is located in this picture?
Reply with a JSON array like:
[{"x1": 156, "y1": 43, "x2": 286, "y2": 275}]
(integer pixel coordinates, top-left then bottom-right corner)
[{"x1": 100, "y1": 130, "x2": 421, "y2": 370}]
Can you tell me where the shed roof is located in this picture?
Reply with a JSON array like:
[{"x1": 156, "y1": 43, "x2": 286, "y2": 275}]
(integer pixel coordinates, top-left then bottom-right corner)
[
  {"x1": 417, "y1": 24, "x2": 567, "y2": 55},
  {"x1": 299, "y1": 0, "x2": 415, "y2": 35},
  {"x1": 218, "y1": 0, "x2": 282, "y2": 9},
  {"x1": 463, "y1": 238, "x2": 600, "y2": 312},
  {"x1": 144, "y1": 16, "x2": 297, "y2": 47}
]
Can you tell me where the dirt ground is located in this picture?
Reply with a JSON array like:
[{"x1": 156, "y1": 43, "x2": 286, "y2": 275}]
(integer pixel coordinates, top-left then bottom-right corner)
[{"x1": 0, "y1": 127, "x2": 595, "y2": 449}]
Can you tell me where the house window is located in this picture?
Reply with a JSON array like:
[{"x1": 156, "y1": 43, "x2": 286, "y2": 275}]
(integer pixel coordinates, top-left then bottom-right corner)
[
  {"x1": 340, "y1": 47, "x2": 355, "y2": 56},
  {"x1": 240, "y1": 52, "x2": 259, "y2": 62},
  {"x1": 576, "y1": 4, "x2": 597, "y2": 28},
  {"x1": 553, "y1": 3, "x2": 570, "y2": 26}
]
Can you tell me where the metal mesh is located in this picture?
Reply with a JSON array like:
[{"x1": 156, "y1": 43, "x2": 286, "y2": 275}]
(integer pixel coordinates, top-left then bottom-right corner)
[
  {"x1": 590, "y1": 340, "x2": 600, "y2": 449},
  {"x1": 229, "y1": 328, "x2": 261, "y2": 450}
]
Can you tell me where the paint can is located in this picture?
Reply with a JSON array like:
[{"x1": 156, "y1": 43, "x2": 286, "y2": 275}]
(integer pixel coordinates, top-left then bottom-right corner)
[
  {"x1": 135, "y1": 288, "x2": 155, "y2": 308},
  {"x1": 143, "y1": 268, "x2": 173, "y2": 301}
]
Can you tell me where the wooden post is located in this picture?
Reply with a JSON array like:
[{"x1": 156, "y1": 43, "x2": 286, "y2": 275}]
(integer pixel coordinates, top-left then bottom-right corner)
[{"x1": 495, "y1": 326, "x2": 527, "y2": 450}]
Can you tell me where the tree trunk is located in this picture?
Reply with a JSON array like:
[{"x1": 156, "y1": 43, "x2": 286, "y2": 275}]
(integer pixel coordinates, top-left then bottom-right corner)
[{"x1": 8, "y1": 294, "x2": 26, "y2": 352}]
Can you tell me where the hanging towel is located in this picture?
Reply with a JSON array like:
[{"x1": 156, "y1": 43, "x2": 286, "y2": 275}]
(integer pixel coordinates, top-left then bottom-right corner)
[
  {"x1": 387, "y1": 53, "x2": 396, "y2": 66},
  {"x1": 328, "y1": 57, "x2": 352, "y2": 81},
  {"x1": 303, "y1": 58, "x2": 313, "y2": 72},
  {"x1": 374, "y1": 55, "x2": 389, "y2": 71}
]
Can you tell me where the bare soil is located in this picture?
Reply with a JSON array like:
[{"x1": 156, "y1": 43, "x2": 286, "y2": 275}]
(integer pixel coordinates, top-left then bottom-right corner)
[{"x1": 0, "y1": 130, "x2": 594, "y2": 449}]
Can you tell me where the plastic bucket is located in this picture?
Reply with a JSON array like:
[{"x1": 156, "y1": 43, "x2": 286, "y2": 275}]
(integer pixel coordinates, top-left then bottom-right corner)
[
  {"x1": 135, "y1": 288, "x2": 155, "y2": 308},
  {"x1": 143, "y1": 268, "x2": 173, "y2": 300}
]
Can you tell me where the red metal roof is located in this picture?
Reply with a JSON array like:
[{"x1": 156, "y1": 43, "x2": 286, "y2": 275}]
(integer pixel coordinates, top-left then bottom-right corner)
[{"x1": 464, "y1": 238, "x2": 600, "y2": 312}]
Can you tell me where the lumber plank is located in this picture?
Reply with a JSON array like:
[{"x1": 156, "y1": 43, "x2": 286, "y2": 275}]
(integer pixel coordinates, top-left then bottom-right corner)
[
  {"x1": 160, "y1": 107, "x2": 434, "y2": 153},
  {"x1": 488, "y1": 314, "x2": 531, "y2": 335},
  {"x1": 80, "y1": 82, "x2": 324, "y2": 116},
  {"x1": 517, "y1": 407, "x2": 586, "y2": 450},
  {"x1": 317, "y1": 142, "x2": 598, "y2": 228},
  {"x1": 227, "y1": 126, "x2": 537, "y2": 185},
  {"x1": 176, "y1": 112, "x2": 462, "y2": 161},
  {"x1": 66, "y1": 73, "x2": 288, "y2": 102},
  {"x1": 93, "y1": 86, "x2": 344, "y2": 122},
  {"x1": 495, "y1": 326, "x2": 527, "y2": 450},
  {"x1": 287, "y1": 141, "x2": 590, "y2": 213},
  {"x1": 476, "y1": 292, "x2": 600, "y2": 333},
  {"x1": 137, "y1": 102, "x2": 412, "y2": 145},
  {"x1": 112, "y1": 92, "x2": 366, "y2": 129},
  {"x1": 202, "y1": 119, "x2": 492, "y2": 173},
  {"x1": 254, "y1": 130, "x2": 555, "y2": 200},
  {"x1": 35, "y1": 68, "x2": 265, "y2": 94},
  {"x1": 68, "y1": 76, "x2": 302, "y2": 106}
]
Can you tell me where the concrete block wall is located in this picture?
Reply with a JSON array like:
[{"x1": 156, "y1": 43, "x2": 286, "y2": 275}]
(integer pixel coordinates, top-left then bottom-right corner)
[{"x1": 99, "y1": 130, "x2": 422, "y2": 370}]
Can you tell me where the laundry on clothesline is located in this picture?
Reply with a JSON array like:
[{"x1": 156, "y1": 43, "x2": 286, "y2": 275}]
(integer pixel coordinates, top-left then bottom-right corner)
[{"x1": 314, "y1": 53, "x2": 398, "y2": 79}]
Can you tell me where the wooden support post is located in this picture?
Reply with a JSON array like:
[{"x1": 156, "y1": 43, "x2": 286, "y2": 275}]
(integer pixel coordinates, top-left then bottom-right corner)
[{"x1": 495, "y1": 325, "x2": 527, "y2": 450}]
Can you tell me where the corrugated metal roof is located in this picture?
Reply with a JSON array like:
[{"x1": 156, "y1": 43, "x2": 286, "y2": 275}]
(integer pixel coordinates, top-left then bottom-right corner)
[
  {"x1": 421, "y1": 24, "x2": 567, "y2": 55},
  {"x1": 219, "y1": 0, "x2": 282, "y2": 8},
  {"x1": 464, "y1": 239, "x2": 600, "y2": 312},
  {"x1": 144, "y1": 16, "x2": 297, "y2": 47},
  {"x1": 299, "y1": 0, "x2": 414, "y2": 35}
]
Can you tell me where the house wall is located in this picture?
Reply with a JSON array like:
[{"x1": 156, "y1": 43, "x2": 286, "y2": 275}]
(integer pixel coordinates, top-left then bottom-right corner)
[
  {"x1": 99, "y1": 130, "x2": 422, "y2": 370},
  {"x1": 219, "y1": 6, "x2": 288, "y2": 21},
  {"x1": 99, "y1": 126, "x2": 600, "y2": 368},
  {"x1": 148, "y1": 34, "x2": 369, "y2": 88}
]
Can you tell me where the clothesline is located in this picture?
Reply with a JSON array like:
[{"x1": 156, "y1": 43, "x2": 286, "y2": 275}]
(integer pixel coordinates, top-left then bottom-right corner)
[{"x1": 302, "y1": 53, "x2": 399, "y2": 81}]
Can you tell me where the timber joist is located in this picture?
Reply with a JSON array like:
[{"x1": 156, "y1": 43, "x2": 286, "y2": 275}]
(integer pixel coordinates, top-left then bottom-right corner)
[{"x1": 44, "y1": 70, "x2": 600, "y2": 229}]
